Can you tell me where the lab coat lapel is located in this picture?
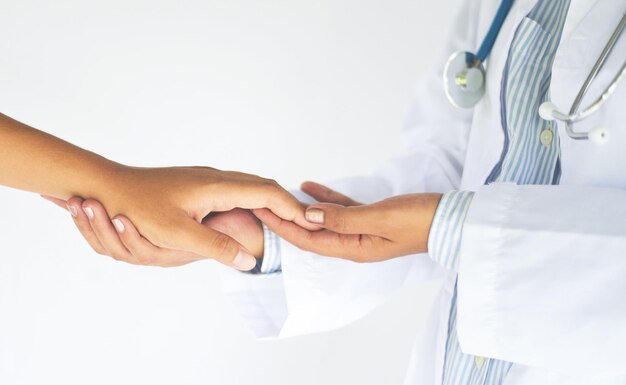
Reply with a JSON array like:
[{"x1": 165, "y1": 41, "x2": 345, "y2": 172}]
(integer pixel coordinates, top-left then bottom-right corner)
[
  {"x1": 552, "y1": 0, "x2": 624, "y2": 110},
  {"x1": 560, "y1": 0, "x2": 603, "y2": 41},
  {"x1": 551, "y1": 0, "x2": 626, "y2": 186},
  {"x1": 460, "y1": 0, "x2": 536, "y2": 190},
  {"x1": 461, "y1": 0, "x2": 607, "y2": 189}
]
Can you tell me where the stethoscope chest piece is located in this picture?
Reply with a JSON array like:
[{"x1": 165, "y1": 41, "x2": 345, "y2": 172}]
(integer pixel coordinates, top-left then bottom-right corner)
[{"x1": 444, "y1": 51, "x2": 487, "y2": 109}]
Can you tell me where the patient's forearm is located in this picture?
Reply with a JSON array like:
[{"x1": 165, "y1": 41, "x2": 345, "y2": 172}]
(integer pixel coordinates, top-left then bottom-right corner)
[
  {"x1": 0, "y1": 113, "x2": 122, "y2": 200},
  {"x1": 0, "y1": 112, "x2": 309, "y2": 269}
]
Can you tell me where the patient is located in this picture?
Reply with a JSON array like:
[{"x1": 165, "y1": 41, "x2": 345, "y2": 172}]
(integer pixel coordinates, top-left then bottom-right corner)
[{"x1": 0, "y1": 112, "x2": 317, "y2": 270}]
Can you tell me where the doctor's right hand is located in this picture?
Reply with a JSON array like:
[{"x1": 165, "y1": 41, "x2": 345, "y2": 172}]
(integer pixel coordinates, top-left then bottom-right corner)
[
  {"x1": 43, "y1": 166, "x2": 312, "y2": 270},
  {"x1": 254, "y1": 182, "x2": 442, "y2": 262}
]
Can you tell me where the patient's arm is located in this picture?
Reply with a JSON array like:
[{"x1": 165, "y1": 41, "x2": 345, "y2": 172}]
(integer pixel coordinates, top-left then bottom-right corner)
[{"x1": 0, "y1": 112, "x2": 308, "y2": 269}]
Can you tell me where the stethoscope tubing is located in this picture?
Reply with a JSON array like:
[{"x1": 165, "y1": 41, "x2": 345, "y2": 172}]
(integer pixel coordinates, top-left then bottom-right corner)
[
  {"x1": 476, "y1": 0, "x2": 515, "y2": 63},
  {"x1": 555, "y1": 12, "x2": 626, "y2": 140},
  {"x1": 446, "y1": 3, "x2": 624, "y2": 145}
]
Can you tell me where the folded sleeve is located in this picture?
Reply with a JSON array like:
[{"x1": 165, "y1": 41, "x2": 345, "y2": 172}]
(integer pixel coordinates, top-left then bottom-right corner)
[
  {"x1": 456, "y1": 182, "x2": 626, "y2": 375},
  {"x1": 245, "y1": 224, "x2": 282, "y2": 275},
  {"x1": 427, "y1": 190, "x2": 475, "y2": 271}
]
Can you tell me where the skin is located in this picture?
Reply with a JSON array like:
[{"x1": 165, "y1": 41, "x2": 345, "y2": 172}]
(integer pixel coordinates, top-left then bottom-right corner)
[
  {"x1": 254, "y1": 182, "x2": 442, "y2": 262},
  {"x1": 0, "y1": 113, "x2": 316, "y2": 270},
  {"x1": 59, "y1": 181, "x2": 442, "y2": 264},
  {"x1": 44, "y1": 197, "x2": 266, "y2": 264}
]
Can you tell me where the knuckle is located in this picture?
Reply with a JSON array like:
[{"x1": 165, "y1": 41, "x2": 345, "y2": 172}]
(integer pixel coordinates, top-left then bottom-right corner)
[
  {"x1": 333, "y1": 215, "x2": 349, "y2": 233},
  {"x1": 67, "y1": 196, "x2": 84, "y2": 206},
  {"x1": 211, "y1": 233, "x2": 233, "y2": 259}
]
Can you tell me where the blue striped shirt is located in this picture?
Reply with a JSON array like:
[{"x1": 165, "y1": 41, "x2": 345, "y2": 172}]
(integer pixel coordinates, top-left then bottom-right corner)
[
  {"x1": 427, "y1": 0, "x2": 571, "y2": 384},
  {"x1": 247, "y1": 224, "x2": 282, "y2": 274}
]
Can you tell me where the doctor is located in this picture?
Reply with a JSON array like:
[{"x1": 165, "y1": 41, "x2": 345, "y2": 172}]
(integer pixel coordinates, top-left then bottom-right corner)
[
  {"x1": 254, "y1": 1, "x2": 626, "y2": 383},
  {"x1": 62, "y1": 0, "x2": 626, "y2": 384}
]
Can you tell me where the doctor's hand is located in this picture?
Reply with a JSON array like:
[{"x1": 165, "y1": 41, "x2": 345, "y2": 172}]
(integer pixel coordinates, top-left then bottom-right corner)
[
  {"x1": 43, "y1": 167, "x2": 308, "y2": 270},
  {"x1": 253, "y1": 182, "x2": 442, "y2": 262},
  {"x1": 46, "y1": 196, "x2": 266, "y2": 268}
]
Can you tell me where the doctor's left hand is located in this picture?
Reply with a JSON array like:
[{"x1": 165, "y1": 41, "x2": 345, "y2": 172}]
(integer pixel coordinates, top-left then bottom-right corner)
[{"x1": 253, "y1": 182, "x2": 442, "y2": 262}]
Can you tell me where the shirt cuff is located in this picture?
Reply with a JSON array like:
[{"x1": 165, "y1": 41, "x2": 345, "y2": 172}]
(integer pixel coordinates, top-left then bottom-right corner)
[
  {"x1": 427, "y1": 190, "x2": 475, "y2": 271},
  {"x1": 245, "y1": 224, "x2": 282, "y2": 274}
]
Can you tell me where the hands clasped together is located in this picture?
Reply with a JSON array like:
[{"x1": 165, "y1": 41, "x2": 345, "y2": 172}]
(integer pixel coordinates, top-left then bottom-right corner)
[{"x1": 47, "y1": 168, "x2": 442, "y2": 270}]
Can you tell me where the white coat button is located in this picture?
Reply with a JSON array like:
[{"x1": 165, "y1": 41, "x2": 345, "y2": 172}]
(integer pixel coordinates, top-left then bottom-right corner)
[
  {"x1": 540, "y1": 129, "x2": 553, "y2": 147},
  {"x1": 474, "y1": 356, "x2": 486, "y2": 368}
]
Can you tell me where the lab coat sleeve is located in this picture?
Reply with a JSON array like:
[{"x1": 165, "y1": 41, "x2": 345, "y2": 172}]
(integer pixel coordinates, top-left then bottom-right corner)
[
  {"x1": 218, "y1": 266, "x2": 288, "y2": 339},
  {"x1": 217, "y1": 225, "x2": 285, "y2": 339},
  {"x1": 218, "y1": 0, "x2": 483, "y2": 339},
  {"x1": 456, "y1": 182, "x2": 626, "y2": 376}
]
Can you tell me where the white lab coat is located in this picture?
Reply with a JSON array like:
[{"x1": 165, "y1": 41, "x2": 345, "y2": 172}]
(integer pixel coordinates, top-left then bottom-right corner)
[{"x1": 219, "y1": 0, "x2": 626, "y2": 383}]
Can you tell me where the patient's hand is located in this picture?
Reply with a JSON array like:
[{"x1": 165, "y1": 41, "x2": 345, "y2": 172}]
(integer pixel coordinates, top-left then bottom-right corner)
[{"x1": 41, "y1": 165, "x2": 321, "y2": 270}]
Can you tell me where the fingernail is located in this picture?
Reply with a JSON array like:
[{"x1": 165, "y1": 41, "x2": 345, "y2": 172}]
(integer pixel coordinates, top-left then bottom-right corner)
[
  {"x1": 83, "y1": 206, "x2": 94, "y2": 220},
  {"x1": 112, "y1": 218, "x2": 125, "y2": 233},
  {"x1": 233, "y1": 250, "x2": 257, "y2": 271},
  {"x1": 305, "y1": 208, "x2": 324, "y2": 224},
  {"x1": 67, "y1": 204, "x2": 78, "y2": 218}
]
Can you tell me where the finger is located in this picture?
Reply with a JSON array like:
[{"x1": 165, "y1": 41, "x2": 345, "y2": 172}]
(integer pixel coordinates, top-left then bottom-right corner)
[
  {"x1": 263, "y1": 188, "x2": 322, "y2": 231},
  {"x1": 166, "y1": 217, "x2": 257, "y2": 271},
  {"x1": 41, "y1": 195, "x2": 69, "y2": 210},
  {"x1": 207, "y1": 179, "x2": 320, "y2": 231},
  {"x1": 303, "y1": 203, "x2": 384, "y2": 235},
  {"x1": 112, "y1": 216, "x2": 199, "y2": 267},
  {"x1": 202, "y1": 208, "x2": 265, "y2": 258},
  {"x1": 300, "y1": 181, "x2": 362, "y2": 206},
  {"x1": 253, "y1": 208, "x2": 390, "y2": 262},
  {"x1": 81, "y1": 199, "x2": 136, "y2": 263},
  {"x1": 66, "y1": 196, "x2": 107, "y2": 255}
]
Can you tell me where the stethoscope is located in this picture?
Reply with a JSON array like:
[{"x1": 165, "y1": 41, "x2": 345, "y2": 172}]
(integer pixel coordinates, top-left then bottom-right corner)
[{"x1": 443, "y1": 0, "x2": 626, "y2": 145}]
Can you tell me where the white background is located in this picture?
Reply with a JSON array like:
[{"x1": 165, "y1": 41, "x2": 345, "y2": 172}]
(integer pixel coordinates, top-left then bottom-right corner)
[{"x1": 0, "y1": 1, "x2": 456, "y2": 384}]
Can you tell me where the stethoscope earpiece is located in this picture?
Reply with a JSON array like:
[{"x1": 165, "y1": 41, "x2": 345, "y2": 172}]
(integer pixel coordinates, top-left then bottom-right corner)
[
  {"x1": 540, "y1": 102, "x2": 611, "y2": 145},
  {"x1": 588, "y1": 126, "x2": 610, "y2": 145},
  {"x1": 538, "y1": 102, "x2": 557, "y2": 121}
]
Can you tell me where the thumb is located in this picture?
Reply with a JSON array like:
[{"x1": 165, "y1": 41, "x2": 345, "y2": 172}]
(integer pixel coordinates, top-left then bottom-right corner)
[
  {"x1": 168, "y1": 217, "x2": 258, "y2": 271},
  {"x1": 304, "y1": 203, "x2": 380, "y2": 235}
]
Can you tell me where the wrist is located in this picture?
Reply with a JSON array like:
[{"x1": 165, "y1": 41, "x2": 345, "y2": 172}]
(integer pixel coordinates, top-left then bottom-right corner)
[{"x1": 77, "y1": 161, "x2": 135, "y2": 215}]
